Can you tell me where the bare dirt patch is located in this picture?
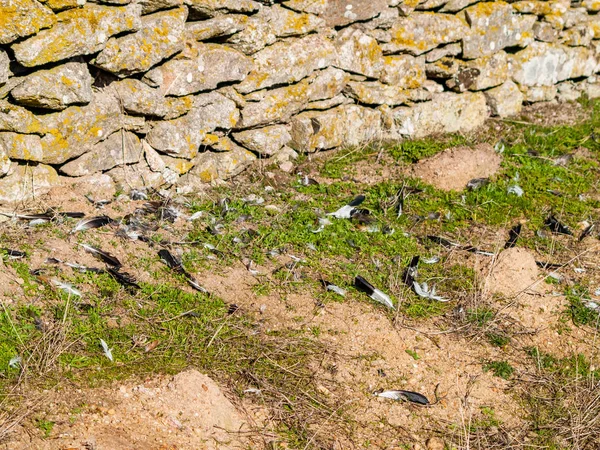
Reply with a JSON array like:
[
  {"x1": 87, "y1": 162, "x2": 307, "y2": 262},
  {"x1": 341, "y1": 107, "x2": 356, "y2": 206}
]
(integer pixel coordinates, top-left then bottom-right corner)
[{"x1": 409, "y1": 143, "x2": 502, "y2": 191}]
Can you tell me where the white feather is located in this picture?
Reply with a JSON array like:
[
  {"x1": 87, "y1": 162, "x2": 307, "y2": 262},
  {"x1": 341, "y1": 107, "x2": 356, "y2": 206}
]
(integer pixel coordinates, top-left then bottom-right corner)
[
  {"x1": 370, "y1": 288, "x2": 395, "y2": 309},
  {"x1": 326, "y1": 284, "x2": 346, "y2": 297},
  {"x1": 413, "y1": 281, "x2": 448, "y2": 302},
  {"x1": 51, "y1": 279, "x2": 82, "y2": 297},
  {"x1": 100, "y1": 339, "x2": 113, "y2": 362}
]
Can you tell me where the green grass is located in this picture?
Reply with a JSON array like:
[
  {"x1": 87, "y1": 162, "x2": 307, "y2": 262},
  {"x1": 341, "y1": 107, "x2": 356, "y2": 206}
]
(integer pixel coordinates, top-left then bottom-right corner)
[{"x1": 483, "y1": 360, "x2": 515, "y2": 380}]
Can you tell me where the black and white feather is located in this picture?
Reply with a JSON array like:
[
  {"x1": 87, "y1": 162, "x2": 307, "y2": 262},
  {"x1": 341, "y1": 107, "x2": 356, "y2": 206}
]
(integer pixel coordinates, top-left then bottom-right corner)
[
  {"x1": 354, "y1": 275, "x2": 394, "y2": 309},
  {"x1": 80, "y1": 244, "x2": 121, "y2": 268}
]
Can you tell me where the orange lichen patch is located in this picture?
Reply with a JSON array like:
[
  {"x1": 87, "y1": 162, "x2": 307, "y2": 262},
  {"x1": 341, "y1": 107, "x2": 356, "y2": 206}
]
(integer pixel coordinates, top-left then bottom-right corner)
[{"x1": 0, "y1": 0, "x2": 55, "y2": 44}]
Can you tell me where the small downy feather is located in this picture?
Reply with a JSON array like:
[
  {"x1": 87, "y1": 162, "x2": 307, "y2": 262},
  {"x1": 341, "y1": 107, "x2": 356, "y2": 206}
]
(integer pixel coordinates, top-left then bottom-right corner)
[
  {"x1": 413, "y1": 281, "x2": 448, "y2": 302},
  {"x1": 375, "y1": 389, "x2": 429, "y2": 405},
  {"x1": 504, "y1": 224, "x2": 522, "y2": 249},
  {"x1": 73, "y1": 216, "x2": 115, "y2": 233},
  {"x1": 354, "y1": 275, "x2": 395, "y2": 309},
  {"x1": 80, "y1": 244, "x2": 121, "y2": 268},
  {"x1": 51, "y1": 279, "x2": 82, "y2": 297},
  {"x1": 100, "y1": 339, "x2": 114, "y2": 362}
]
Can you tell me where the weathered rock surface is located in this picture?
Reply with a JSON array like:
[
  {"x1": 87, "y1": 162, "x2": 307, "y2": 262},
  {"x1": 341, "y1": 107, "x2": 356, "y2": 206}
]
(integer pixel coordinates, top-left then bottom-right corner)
[
  {"x1": 307, "y1": 67, "x2": 350, "y2": 101},
  {"x1": 0, "y1": 132, "x2": 43, "y2": 162},
  {"x1": 262, "y1": 4, "x2": 325, "y2": 38},
  {"x1": 236, "y1": 35, "x2": 337, "y2": 94},
  {"x1": 445, "y1": 52, "x2": 508, "y2": 92},
  {"x1": 0, "y1": 163, "x2": 59, "y2": 203},
  {"x1": 93, "y1": 7, "x2": 188, "y2": 76},
  {"x1": 143, "y1": 42, "x2": 252, "y2": 96},
  {"x1": 462, "y1": 2, "x2": 535, "y2": 59},
  {"x1": 42, "y1": 0, "x2": 86, "y2": 12},
  {"x1": 38, "y1": 90, "x2": 125, "y2": 164},
  {"x1": 380, "y1": 55, "x2": 425, "y2": 88},
  {"x1": 10, "y1": 61, "x2": 93, "y2": 110},
  {"x1": 484, "y1": 80, "x2": 524, "y2": 118},
  {"x1": 289, "y1": 104, "x2": 382, "y2": 153},
  {"x1": 179, "y1": 145, "x2": 256, "y2": 186},
  {"x1": 113, "y1": 79, "x2": 193, "y2": 119},
  {"x1": 233, "y1": 125, "x2": 291, "y2": 156},
  {"x1": 391, "y1": 92, "x2": 488, "y2": 138},
  {"x1": 0, "y1": 145, "x2": 10, "y2": 177},
  {"x1": 146, "y1": 92, "x2": 238, "y2": 159},
  {"x1": 334, "y1": 28, "x2": 382, "y2": 78},
  {"x1": 0, "y1": 51, "x2": 9, "y2": 86},
  {"x1": 12, "y1": 3, "x2": 142, "y2": 67},
  {"x1": 344, "y1": 81, "x2": 430, "y2": 106},
  {"x1": 0, "y1": 101, "x2": 44, "y2": 134},
  {"x1": 510, "y1": 42, "x2": 597, "y2": 86},
  {"x1": 139, "y1": 0, "x2": 182, "y2": 14},
  {"x1": 382, "y1": 13, "x2": 468, "y2": 55},
  {"x1": 60, "y1": 130, "x2": 143, "y2": 176},
  {"x1": 0, "y1": 0, "x2": 56, "y2": 45},
  {"x1": 238, "y1": 80, "x2": 311, "y2": 128},
  {"x1": 224, "y1": 15, "x2": 276, "y2": 54},
  {"x1": 286, "y1": 0, "x2": 388, "y2": 27},
  {"x1": 185, "y1": 15, "x2": 247, "y2": 41},
  {"x1": 185, "y1": 0, "x2": 259, "y2": 19}
]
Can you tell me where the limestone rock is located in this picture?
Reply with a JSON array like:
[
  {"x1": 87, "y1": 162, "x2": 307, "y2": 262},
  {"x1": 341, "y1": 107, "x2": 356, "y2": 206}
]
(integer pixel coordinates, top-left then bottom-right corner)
[
  {"x1": 334, "y1": 27, "x2": 382, "y2": 78},
  {"x1": 289, "y1": 104, "x2": 381, "y2": 152},
  {"x1": 0, "y1": 50, "x2": 11, "y2": 85},
  {"x1": 160, "y1": 154, "x2": 194, "y2": 174},
  {"x1": 391, "y1": 92, "x2": 487, "y2": 138},
  {"x1": 10, "y1": 61, "x2": 93, "y2": 110},
  {"x1": 225, "y1": 15, "x2": 276, "y2": 54},
  {"x1": 179, "y1": 146, "x2": 256, "y2": 186},
  {"x1": 446, "y1": 52, "x2": 508, "y2": 92},
  {"x1": 306, "y1": 94, "x2": 351, "y2": 110},
  {"x1": 561, "y1": 25, "x2": 594, "y2": 47},
  {"x1": 0, "y1": 132, "x2": 43, "y2": 162},
  {"x1": 236, "y1": 35, "x2": 337, "y2": 94},
  {"x1": 439, "y1": 0, "x2": 478, "y2": 12},
  {"x1": 484, "y1": 80, "x2": 523, "y2": 118},
  {"x1": 139, "y1": 0, "x2": 182, "y2": 14},
  {"x1": 59, "y1": 130, "x2": 143, "y2": 176},
  {"x1": 557, "y1": 81, "x2": 581, "y2": 102},
  {"x1": 510, "y1": 42, "x2": 597, "y2": 87},
  {"x1": 42, "y1": 0, "x2": 86, "y2": 12},
  {"x1": 233, "y1": 125, "x2": 291, "y2": 156},
  {"x1": 146, "y1": 92, "x2": 238, "y2": 159},
  {"x1": 238, "y1": 80, "x2": 311, "y2": 128},
  {"x1": 184, "y1": 0, "x2": 259, "y2": 19},
  {"x1": 344, "y1": 81, "x2": 430, "y2": 106},
  {"x1": 511, "y1": 0, "x2": 569, "y2": 15},
  {"x1": 12, "y1": 3, "x2": 142, "y2": 67},
  {"x1": 307, "y1": 67, "x2": 350, "y2": 101},
  {"x1": 382, "y1": 13, "x2": 468, "y2": 56},
  {"x1": 587, "y1": 16, "x2": 600, "y2": 39},
  {"x1": 106, "y1": 158, "x2": 171, "y2": 191},
  {"x1": 321, "y1": 0, "x2": 389, "y2": 27},
  {"x1": 521, "y1": 85, "x2": 558, "y2": 103},
  {"x1": 143, "y1": 42, "x2": 252, "y2": 96},
  {"x1": 0, "y1": 145, "x2": 9, "y2": 177},
  {"x1": 38, "y1": 90, "x2": 125, "y2": 164},
  {"x1": 0, "y1": 0, "x2": 56, "y2": 45},
  {"x1": 423, "y1": 43, "x2": 460, "y2": 63},
  {"x1": 462, "y1": 2, "x2": 535, "y2": 59},
  {"x1": 533, "y1": 22, "x2": 559, "y2": 42},
  {"x1": 263, "y1": 4, "x2": 325, "y2": 38},
  {"x1": 583, "y1": 0, "x2": 600, "y2": 12},
  {"x1": 60, "y1": 173, "x2": 116, "y2": 199},
  {"x1": 185, "y1": 15, "x2": 248, "y2": 41},
  {"x1": 380, "y1": 55, "x2": 425, "y2": 88},
  {"x1": 113, "y1": 79, "x2": 193, "y2": 119},
  {"x1": 0, "y1": 162, "x2": 59, "y2": 204},
  {"x1": 282, "y1": 0, "x2": 327, "y2": 15},
  {"x1": 93, "y1": 7, "x2": 187, "y2": 76},
  {"x1": 0, "y1": 100, "x2": 44, "y2": 134}
]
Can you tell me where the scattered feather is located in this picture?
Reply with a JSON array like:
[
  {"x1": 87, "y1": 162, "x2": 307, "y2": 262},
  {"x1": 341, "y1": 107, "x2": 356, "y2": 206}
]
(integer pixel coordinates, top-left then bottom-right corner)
[
  {"x1": 51, "y1": 279, "x2": 82, "y2": 297},
  {"x1": 29, "y1": 219, "x2": 49, "y2": 227},
  {"x1": 100, "y1": 339, "x2": 114, "y2": 362},
  {"x1": 354, "y1": 276, "x2": 394, "y2": 309},
  {"x1": 1, "y1": 248, "x2": 26, "y2": 259},
  {"x1": 507, "y1": 184, "x2": 524, "y2": 197},
  {"x1": 547, "y1": 272, "x2": 562, "y2": 281},
  {"x1": 574, "y1": 267, "x2": 586, "y2": 274},
  {"x1": 426, "y1": 235, "x2": 460, "y2": 248},
  {"x1": 505, "y1": 224, "x2": 522, "y2": 249},
  {"x1": 461, "y1": 245, "x2": 494, "y2": 257},
  {"x1": 130, "y1": 189, "x2": 148, "y2": 200},
  {"x1": 73, "y1": 216, "x2": 115, "y2": 233},
  {"x1": 402, "y1": 256, "x2": 419, "y2": 287},
  {"x1": 585, "y1": 301, "x2": 599, "y2": 311},
  {"x1": 494, "y1": 141, "x2": 505, "y2": 154},
  {"x1": 374, "y1": 389, "x2": 430, "y2": 405},
  {"x1": 536, "y1": 261, "x2": 563, "y2": 270},
  {"x1": 322, "y1": 280, "x2": 346, "y2": 297},
  {"x1": 579, "y1": 223, "x2": 595, "y2": 241},
  {"x1": 545, "y1": 215, "x2": 572, "y2": 236},
  {"x1": 188, "y1": 211, "x2": 204, "y2": 221},
  {"x1": 467, "y1": 178, "x2": 489, "y2": 191},
  {"x1": 553, "y1": 153, "x2": 573, "y2": 167},
  {"x1": 421, "y1": 256, "x2": 440, "y2": 264},
  {"x1": 413, "y1": 281, "x2": 448, "y2": 302},
  {"x1": 158, "y1": 249, "x2": 209, "y2": 294},
  {"x1": 8, "y1": 356, "x2": 22, "y2": 369},
  {"x1": 80, "y1": 244, "x2": 121, "y2": 268},
  {"x1": 327, "y1": 195, "x2": 365, "y2": 219},
  {"x1": 107, "y1": 267, "x2": 140, "y2": 290},
  {"x1": 85, "y1": 194, "x2": 111, "y2": 208}
]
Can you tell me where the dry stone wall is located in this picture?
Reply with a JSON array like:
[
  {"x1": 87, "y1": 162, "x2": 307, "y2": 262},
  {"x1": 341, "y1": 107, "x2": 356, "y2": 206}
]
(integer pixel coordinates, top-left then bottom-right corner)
[{"x1": 1, "y1": 0, "x2": 600, "y2": 202}]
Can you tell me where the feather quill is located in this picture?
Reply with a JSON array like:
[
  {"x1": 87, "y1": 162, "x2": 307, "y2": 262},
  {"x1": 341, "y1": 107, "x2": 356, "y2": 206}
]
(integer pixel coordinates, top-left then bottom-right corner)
[{"x1": 79, "y1": 244, "x2": 121, "y2": 268}]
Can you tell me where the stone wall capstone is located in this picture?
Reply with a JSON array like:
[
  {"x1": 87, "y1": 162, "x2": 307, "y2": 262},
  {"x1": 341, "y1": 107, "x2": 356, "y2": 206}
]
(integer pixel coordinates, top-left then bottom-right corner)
[{"x1": 2, "y1": 0, "x2": 600, "y2": 202}]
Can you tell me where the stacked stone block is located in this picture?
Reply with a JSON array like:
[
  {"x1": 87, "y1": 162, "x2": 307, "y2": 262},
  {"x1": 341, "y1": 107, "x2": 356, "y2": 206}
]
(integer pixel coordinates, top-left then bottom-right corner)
[{"x1": 1, "y1": 0, "x2": 600, "y2": 201}]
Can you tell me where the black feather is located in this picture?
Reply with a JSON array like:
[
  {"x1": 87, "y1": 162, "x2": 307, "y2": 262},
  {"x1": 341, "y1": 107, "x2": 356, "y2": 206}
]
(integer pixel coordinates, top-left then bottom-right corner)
[
  {"x1": 395, "y1": 390, "x2": 430, "y2": 405},
  {"x1": 536, "y1": 260, "x2": 563, "y2": 270},
  {"x1": 80, "y1": 244, "x2": 121, "y2": 268},
  {"x1": 348, "y1": 195, "x2": 366, "y2": 208},
  {"x1": 402, "y1": 256, "x2": 419, "y2": 287},
  {"x1": 579, "y1": 223, "x2": 595, "y2": 242},
  {"x1": 545, "y1": 215, "x2": 572, "y2": 236},
  {"x1": 58, "y1": 212, "x2": 85, "y2": 218},
  {"x1": 73, "y1": 216, "x2": 115, "y2": 232},
  {"x1": 158, "y1": 249, "x2": 185, "y2": 274},
  {"x1": 354, "y1": 275, "x2": 376, "y2": 297},
  {"x1": 504, "y1": 224, "x2": 522, "y2": 249},
  {"x1": 426, "y1": 235, "x2": 460, "y2": 248},
  {"x1": 1, "y1": 248, "x2": 26, "y2": 259},
  {"x1": 107, "y1": 267, "x2": 140, "y2": 289}
]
